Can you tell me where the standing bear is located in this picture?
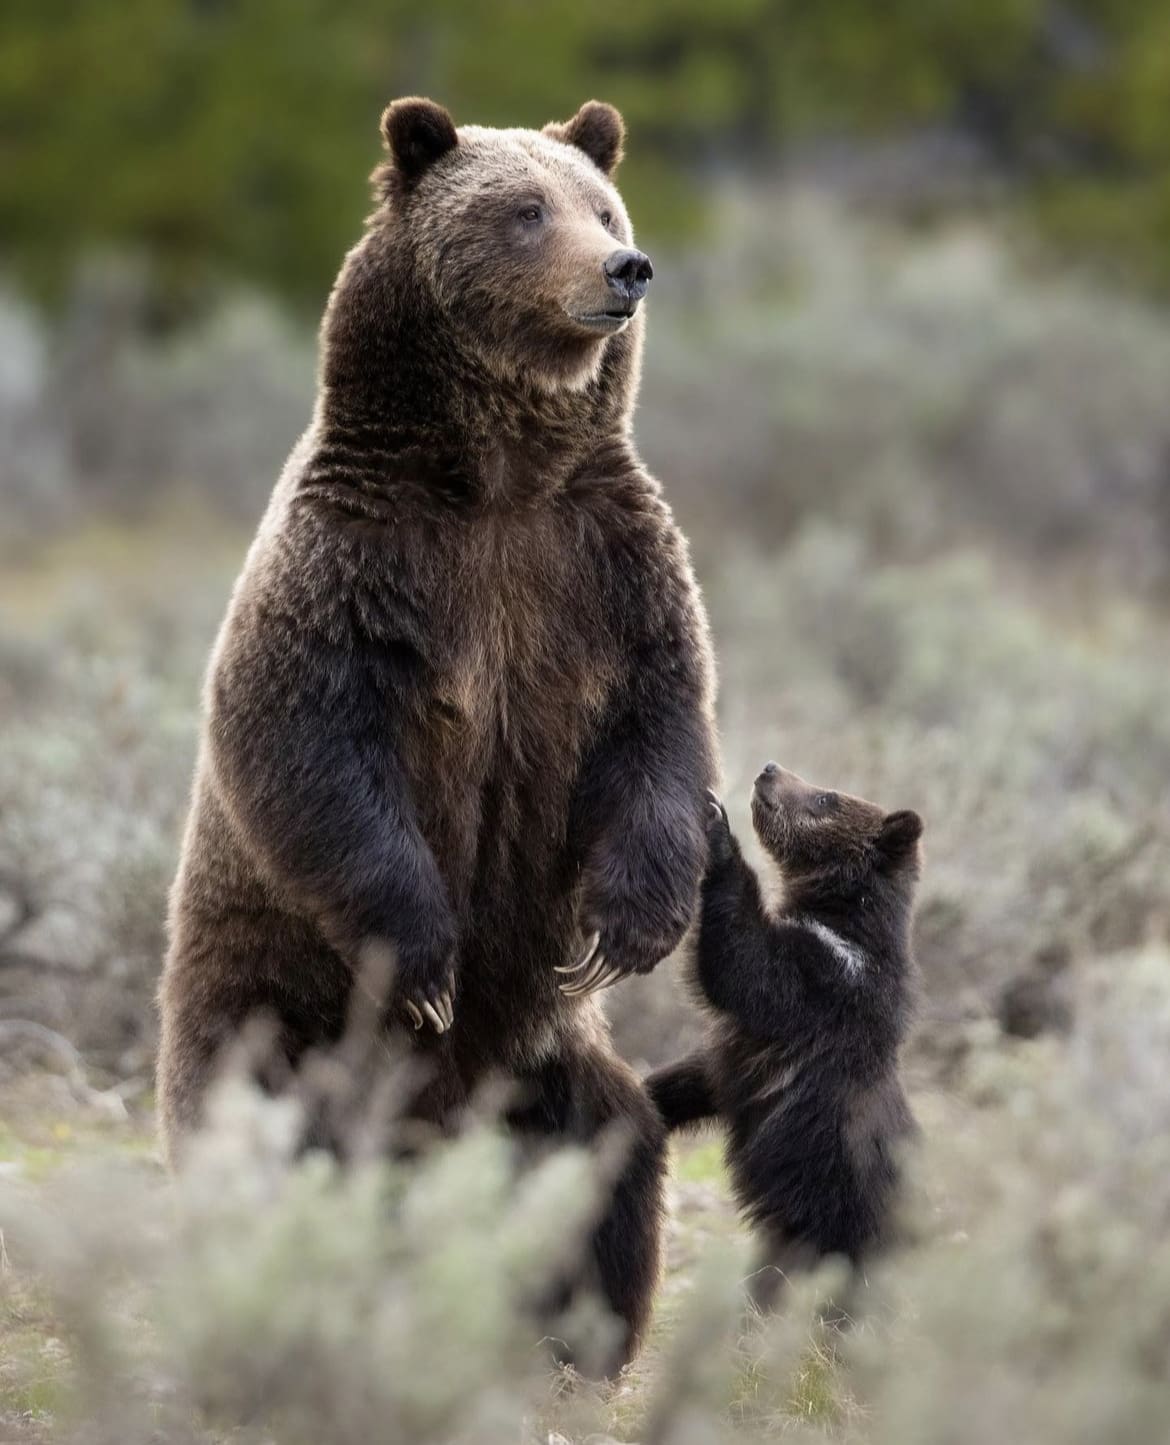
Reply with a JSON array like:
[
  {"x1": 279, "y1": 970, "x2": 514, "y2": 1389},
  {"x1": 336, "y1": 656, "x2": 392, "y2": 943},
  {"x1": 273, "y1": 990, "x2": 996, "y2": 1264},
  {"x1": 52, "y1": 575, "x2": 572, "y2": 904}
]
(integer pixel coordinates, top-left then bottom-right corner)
[{"x1": 156, "y1": 98, "x2": 717, "y2": 1364}]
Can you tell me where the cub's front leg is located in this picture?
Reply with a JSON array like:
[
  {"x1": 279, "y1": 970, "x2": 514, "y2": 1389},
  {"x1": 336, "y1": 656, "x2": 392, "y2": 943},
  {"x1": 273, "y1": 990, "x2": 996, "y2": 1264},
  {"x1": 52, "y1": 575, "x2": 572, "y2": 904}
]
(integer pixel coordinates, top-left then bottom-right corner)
[
  {"x1": 694, "y1": 791, "x2": 775, "y2": 1015},
  {"x1": 697, "y1": 793, "x2": 823, "y2": 1033}
]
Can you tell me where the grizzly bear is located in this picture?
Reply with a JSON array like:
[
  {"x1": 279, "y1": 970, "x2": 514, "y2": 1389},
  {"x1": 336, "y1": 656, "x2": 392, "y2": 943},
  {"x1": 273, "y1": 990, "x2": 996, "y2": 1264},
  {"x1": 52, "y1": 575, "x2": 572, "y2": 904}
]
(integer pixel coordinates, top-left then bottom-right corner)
[
  {"x1": 155, "y1": 98, "x2": 717, "y2": 1365},
  {"x1": 647, "y1": 766, "x2": 921, "y2": 1307}
]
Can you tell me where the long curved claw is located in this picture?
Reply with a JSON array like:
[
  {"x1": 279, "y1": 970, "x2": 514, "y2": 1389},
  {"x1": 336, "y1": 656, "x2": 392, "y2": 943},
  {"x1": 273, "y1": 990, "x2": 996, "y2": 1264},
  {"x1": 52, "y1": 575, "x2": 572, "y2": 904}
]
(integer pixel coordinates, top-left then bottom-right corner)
[
  {"x1": 554, "y1": 930, "x2": 602, "y2": 975},
  {"x1": 560, "y1": 951, "x2": 611, "y2": 996},
  {"x1": 560, "y1": 953, "x2": 606, "y2": 995},
  {"x1": 591, "y1": 964, "x2": 625, "y2": 994},
  {"x1": 420, "y1": 999, "x2": 446, "y2": 1033},
  {"x1": 568, "y1": 963, "x2": 622, "y2": 997},
  {"x1": 403, "y1": 999, "x2": 424, "y2": 1030},
  {"x1": 437, "y1": 991, "x2": 455, "y2": 1029}
]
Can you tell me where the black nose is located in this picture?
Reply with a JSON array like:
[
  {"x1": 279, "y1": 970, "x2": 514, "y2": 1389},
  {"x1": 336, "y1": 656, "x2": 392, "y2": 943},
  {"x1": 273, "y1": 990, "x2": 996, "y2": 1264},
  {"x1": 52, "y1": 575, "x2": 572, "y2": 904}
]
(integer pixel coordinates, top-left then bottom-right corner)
[
  {"x1": 762, "y1": 761, "x2": 780, "y2": 776},
  {"x1": 604, "y1": 248, "x2": 654, "y2": 303}
]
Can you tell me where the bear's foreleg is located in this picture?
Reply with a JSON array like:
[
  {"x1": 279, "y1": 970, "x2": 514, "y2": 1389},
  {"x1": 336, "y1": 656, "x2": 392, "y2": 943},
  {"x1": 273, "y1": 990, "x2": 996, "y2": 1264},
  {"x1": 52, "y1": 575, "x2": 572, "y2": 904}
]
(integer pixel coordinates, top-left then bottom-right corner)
[{"x1": 206, "y1": 611, "x2": 457, "y2": 1033}]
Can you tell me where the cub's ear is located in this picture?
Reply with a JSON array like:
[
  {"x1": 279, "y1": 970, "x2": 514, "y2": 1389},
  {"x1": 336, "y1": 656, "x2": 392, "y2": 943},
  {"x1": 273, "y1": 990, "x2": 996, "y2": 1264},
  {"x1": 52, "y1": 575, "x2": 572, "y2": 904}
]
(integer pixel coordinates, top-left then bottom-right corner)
[
  {"x1": 544, "y1": 100, "x2": 625, "y2": 176},
  {"x1": 380, "y1": 97, "x2": 458, "y2": 191},
  {"x1": 876, "y1": 810, "x2": 924, "y2": 869}
]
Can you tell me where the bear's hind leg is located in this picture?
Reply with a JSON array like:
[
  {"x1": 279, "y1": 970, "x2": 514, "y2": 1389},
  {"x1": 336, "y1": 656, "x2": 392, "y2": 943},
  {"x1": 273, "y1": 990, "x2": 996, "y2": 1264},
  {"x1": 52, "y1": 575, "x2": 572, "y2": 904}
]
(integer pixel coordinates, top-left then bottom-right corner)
[
  {"x1": 587, "y1": 1063, "x2": 668, "y2": 1368},
  {"x1": 511, "y1": 1043, "x2": 667, "y2": 1374}
]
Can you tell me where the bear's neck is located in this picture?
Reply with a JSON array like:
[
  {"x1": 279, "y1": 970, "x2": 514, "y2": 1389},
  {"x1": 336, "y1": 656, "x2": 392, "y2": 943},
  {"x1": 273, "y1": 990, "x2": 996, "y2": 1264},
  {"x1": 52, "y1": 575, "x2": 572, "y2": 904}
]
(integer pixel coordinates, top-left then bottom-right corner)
[{"x1": 313, "y1": 235, "x2": 635, "y2": 508}]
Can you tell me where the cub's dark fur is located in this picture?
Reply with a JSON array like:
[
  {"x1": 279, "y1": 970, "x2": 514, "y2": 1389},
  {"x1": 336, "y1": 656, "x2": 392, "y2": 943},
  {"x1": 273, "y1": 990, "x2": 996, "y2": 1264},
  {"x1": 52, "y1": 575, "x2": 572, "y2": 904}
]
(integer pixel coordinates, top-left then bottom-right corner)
[
  {"x1": 155, "y1": 98, "x2": 717, "y2": 1367},
  {"x1": 648, "y1": 765, "x2": 921, "y2": 1298}
]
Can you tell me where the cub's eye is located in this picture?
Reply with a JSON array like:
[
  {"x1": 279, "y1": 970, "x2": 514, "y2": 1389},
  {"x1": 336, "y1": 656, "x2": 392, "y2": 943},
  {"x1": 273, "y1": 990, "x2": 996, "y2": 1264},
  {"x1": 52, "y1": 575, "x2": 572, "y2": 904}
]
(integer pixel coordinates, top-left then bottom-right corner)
[
  {"x1": 816, "y1": 793, "x2": 838, "y2": 810},
  {"x1": 518, "y1": 204, "x2": 544, "y2": 224},
  {"x1": 599, "y1": 210, "x2": 613, "y2": 229}
]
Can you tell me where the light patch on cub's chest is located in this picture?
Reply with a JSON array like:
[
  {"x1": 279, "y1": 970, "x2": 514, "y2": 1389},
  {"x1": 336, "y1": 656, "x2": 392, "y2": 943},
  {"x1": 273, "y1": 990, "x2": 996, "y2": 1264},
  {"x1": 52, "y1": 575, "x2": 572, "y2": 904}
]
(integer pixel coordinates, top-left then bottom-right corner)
[{"x1": 796, "y1": 917, "x2": 867, "y2": 981}]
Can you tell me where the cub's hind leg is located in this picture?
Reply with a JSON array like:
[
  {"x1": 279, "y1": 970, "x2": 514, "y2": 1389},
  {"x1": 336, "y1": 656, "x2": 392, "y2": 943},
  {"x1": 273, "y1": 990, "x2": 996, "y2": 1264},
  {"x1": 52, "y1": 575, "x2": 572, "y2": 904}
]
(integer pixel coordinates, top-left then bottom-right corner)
[{"x1": 646, "y1": 1050, "x2": 718, "y2": 1132}]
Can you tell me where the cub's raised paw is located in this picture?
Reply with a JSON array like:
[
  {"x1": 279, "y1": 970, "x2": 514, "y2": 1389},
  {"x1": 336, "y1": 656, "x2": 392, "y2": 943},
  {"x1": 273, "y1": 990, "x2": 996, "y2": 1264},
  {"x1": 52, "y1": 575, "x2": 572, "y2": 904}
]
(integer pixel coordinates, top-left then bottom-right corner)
[{"x1": 705, "y1": 788, "x2": 734, "y2": 864}]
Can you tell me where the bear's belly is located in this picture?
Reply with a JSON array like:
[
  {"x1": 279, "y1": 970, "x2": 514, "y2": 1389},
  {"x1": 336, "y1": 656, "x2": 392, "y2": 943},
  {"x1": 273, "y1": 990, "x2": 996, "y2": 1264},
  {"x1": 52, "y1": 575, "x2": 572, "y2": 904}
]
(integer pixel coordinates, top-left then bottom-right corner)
[{"x1": 401, "y1": 654, "x2": 610, "y2": 1066}]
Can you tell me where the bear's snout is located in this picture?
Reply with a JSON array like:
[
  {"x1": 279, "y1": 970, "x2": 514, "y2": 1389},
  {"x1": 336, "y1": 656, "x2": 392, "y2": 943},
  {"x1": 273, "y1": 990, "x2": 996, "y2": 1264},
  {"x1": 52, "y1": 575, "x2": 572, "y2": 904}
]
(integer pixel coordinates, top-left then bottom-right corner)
[
  {"x1": 753, "y1": 763, "x2": 811, "y2": 813},
  {"x1": 604, "y1": 248, "x2": 654, "y2": 310},
  {"x1": 755, "y1": 761, "x2": 793, "y2": 792}
]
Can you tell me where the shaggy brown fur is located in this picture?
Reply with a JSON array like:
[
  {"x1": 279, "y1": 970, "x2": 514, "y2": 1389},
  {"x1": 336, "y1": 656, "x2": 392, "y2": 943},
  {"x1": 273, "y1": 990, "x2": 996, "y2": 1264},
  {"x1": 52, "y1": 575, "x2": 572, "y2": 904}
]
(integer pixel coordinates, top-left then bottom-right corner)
[
  {"x1": 648, "y1": 766, "x2": 921, "y2": 1308},
  {"x1": 155, "y1": 99, "x2": 717, "y2": 1366}
]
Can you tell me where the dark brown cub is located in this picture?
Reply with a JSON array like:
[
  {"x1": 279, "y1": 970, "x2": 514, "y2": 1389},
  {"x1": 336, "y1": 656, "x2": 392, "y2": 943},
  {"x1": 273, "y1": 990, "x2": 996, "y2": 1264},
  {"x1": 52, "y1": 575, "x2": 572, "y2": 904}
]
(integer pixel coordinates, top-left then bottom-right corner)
[{"x1": 647, "y1": 765, "x2": 922, "y2": 1307}]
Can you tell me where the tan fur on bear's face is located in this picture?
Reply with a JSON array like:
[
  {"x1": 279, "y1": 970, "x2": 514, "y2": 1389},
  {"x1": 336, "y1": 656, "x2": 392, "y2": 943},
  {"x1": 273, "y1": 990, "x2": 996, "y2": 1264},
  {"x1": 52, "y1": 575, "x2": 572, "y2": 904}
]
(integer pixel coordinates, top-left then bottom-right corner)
[{"x1": 395, "y1": 120, "x2": 643, "y2": 392}]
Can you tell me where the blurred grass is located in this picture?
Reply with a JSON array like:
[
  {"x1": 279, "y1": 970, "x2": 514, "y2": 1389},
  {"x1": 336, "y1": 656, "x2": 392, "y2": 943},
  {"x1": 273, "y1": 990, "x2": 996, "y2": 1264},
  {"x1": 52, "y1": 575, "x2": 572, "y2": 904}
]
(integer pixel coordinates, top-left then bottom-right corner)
[{"x1": 8, "y1": 961, "x2": 1167, "y2": 1445}]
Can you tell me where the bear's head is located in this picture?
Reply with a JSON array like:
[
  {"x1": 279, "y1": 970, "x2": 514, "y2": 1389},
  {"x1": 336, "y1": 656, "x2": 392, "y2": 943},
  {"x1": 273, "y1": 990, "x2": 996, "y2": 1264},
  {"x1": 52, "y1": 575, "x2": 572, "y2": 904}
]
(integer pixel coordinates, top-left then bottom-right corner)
[
  {"x1": 369, "y1": 97, "x2": 650, "y2": 392},
  {"x1": 750, "y1": 763, "x2": 923, "y2": 904}
]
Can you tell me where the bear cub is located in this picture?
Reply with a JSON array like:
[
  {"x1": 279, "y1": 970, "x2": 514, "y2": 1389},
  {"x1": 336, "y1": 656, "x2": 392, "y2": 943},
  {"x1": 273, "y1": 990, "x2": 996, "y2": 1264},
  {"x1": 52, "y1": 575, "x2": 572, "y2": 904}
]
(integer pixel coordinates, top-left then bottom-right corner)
[{"x1": 648, "y1": 764, "x2": 923, "y2": 1301}]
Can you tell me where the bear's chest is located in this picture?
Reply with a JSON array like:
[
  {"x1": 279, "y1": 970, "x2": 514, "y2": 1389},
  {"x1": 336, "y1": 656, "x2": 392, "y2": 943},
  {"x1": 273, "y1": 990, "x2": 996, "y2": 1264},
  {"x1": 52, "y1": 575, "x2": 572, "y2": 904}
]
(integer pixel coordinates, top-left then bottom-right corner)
[{"x1": 414, "y1": 507, "x2": 620, "y2": 779}]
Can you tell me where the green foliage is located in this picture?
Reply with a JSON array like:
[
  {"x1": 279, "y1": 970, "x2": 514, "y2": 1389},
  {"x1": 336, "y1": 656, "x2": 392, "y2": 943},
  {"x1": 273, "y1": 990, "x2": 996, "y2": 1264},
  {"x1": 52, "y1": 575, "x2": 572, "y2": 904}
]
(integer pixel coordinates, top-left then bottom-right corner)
[{"x1": 9, "y1": 2, "x2": 1170, "y2": 306}]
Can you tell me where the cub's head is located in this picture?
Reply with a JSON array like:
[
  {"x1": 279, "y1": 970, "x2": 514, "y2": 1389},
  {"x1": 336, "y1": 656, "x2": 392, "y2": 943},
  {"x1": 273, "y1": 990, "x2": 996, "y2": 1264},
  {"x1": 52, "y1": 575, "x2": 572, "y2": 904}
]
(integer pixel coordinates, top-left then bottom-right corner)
[
  {"x1": 751, "y1": 763, "x2": 923, "y2": 902},
  {"x1": 374, "y1": 97, "x2": 649, "y2": 391}
]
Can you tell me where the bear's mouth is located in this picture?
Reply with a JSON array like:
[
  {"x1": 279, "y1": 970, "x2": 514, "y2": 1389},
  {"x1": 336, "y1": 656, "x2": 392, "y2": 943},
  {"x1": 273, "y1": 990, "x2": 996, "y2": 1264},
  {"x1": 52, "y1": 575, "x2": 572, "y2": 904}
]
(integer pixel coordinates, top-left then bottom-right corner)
[{"x1": 568, "y1": 308, "x2": 635, "y2": 334}]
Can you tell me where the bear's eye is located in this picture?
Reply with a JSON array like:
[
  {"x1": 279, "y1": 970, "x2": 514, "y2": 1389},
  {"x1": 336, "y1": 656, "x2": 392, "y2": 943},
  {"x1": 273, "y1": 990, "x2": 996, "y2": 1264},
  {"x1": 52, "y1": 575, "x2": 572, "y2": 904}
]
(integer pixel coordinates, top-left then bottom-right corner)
[
  {"x1": 599, "y1": 210, "x2": 613, "y2": 230},
  {"x1": 518, "y1": 204, "x2": 544, "y2": 224},
  {"x1": 816, "y1": 793, "x2": 838, "y2": 811}
]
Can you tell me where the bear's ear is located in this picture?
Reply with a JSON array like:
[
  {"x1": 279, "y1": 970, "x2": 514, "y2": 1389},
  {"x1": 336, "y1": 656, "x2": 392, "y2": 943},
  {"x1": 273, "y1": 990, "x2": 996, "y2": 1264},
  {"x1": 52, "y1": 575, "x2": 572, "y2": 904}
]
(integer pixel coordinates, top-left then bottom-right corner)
[
  {"x1": 380, "y1": 97, "x2": 458, "y2": 190},
  {"x1": 544, "y1": 101, "x2": 625, "y2": 176},
  {"x1": 875, "y1": 810, "x2": 924, "y2": 869}
]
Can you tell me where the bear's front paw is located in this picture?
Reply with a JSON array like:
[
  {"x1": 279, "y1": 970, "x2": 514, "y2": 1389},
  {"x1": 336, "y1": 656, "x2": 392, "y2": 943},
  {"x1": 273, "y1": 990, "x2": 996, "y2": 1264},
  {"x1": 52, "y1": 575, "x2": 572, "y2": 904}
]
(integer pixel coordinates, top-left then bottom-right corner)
[
  {"x1": 557, "y1": 809, "x2": 705, "y2": 999},
  {"x1": 361, "y1": 933, "x2": 456, "y2": 1035},
  {"x1": 556, "y1": 896, "x2": 694, "y2": 999},
  {"x1": 399, "y1": 964, "x2": 456, "y2": 1035},
  {"x1": 704, "y1": 788, "x2": 734, "y2": 866},
  {"x1": 397, "y1": 938, "x2": 457, "y2": 1034}
]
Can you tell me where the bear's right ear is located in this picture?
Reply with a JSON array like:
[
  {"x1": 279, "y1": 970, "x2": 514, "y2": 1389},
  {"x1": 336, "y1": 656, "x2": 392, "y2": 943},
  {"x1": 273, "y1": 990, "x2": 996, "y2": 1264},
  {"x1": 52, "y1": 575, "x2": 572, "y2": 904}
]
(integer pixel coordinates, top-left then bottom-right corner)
[
  {"x1": 875, "y1": 810, "x2": 924, "y2": 870},
  {"x1": 379, "y1": 97, "x2": 458, "y2": 192}
]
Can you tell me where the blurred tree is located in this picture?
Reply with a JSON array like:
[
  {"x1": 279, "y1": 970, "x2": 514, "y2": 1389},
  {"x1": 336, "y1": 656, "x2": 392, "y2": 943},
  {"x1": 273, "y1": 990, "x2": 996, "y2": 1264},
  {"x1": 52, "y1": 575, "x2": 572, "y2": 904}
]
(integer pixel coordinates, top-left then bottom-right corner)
[{"x1": 3, "y1": 0, "x2": 1170, "y2": 312}]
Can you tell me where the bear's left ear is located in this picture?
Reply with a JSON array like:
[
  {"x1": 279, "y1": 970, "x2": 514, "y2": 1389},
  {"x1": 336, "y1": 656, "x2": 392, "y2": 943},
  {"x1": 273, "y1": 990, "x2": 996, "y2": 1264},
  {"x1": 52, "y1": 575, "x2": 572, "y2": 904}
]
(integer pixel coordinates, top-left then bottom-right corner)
[
  {"x1": 380, "y1": 97, "x2": 458, "y2": 190},
  {"x1": 544, "y1": 101, "x2": 625, "y2": 176},
  {"x1": 875, "y1": 810, "x2": 924, "y2": 869}
]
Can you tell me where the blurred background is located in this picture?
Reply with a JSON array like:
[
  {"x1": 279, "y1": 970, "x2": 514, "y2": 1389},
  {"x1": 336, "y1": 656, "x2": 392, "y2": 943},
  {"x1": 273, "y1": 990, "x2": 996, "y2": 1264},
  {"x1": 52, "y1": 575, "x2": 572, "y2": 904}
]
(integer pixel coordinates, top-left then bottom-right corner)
[{"x1": 2, "y1": 0, "x2": 1169, "y2": 1091}]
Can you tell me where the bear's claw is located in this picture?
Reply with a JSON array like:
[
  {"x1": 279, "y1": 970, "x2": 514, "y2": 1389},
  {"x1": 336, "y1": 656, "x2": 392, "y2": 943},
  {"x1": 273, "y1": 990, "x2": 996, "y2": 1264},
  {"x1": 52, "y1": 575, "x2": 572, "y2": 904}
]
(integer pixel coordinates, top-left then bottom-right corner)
[
  {"x1": 554, "y1": 930, "x2": 602, "y2": 976},
  {"x1": 402, "y1": 977, "x2": 456, "y2": 1033},
  {"x1": 559, "y1": 951, "x2": 625, "y2": 997}
]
